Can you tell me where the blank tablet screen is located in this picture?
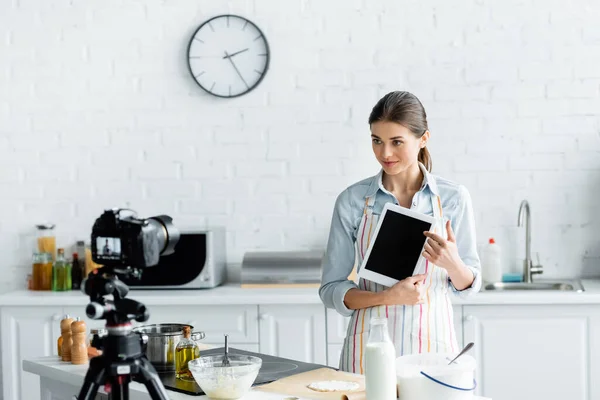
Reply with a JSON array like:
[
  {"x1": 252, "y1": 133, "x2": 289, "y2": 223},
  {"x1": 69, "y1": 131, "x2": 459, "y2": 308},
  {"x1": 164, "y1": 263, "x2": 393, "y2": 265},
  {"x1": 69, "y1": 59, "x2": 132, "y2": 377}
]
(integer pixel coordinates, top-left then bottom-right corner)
[{"x1": 364, "y1": 211, "x2": 432, "y2": 281}]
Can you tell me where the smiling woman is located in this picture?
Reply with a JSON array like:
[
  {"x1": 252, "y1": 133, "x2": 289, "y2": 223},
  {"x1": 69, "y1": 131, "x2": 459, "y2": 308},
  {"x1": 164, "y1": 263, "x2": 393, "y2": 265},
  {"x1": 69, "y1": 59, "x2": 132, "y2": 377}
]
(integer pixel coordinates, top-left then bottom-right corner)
[
  {"x1": 370, "y1": 92, "x2": 432, "y2": 176},
  {"x1": 319, "y1": 91, "x2": 482, "y2": 374}
]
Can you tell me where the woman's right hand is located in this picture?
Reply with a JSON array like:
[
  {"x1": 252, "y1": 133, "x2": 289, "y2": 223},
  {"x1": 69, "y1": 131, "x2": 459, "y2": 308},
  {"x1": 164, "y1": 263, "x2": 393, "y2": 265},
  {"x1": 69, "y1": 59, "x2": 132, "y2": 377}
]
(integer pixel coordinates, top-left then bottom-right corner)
[{"x1": 382, "y1": 274, "x2": 427, "y2": 306}]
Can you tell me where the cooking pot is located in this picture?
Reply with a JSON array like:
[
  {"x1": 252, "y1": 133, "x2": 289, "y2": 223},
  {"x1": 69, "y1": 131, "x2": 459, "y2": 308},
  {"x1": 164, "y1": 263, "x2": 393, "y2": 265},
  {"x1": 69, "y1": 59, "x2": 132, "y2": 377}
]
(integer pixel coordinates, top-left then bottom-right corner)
[{"x1": 133, "y1": 323, "x2": 205, "y2": 372}]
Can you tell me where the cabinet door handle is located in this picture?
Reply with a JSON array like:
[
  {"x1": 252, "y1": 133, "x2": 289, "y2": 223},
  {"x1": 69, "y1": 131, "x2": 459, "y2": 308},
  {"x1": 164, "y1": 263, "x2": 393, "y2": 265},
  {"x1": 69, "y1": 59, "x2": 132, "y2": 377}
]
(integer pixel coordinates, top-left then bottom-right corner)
[
  {"x1": 465, "y1": 315, "x2": 474, "y2": 322},
  {"x1": 258, "y1": 313, "x2": 269, "y2": 321}
]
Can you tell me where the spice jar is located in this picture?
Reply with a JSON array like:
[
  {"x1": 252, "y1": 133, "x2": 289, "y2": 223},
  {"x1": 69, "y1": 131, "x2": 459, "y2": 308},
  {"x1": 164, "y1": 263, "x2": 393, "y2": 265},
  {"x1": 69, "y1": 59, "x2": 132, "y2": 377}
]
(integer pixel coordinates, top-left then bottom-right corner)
[
  {"x1": 36, "y1": 224, "x2": 56, "y2": 262},
  {"x1": 32, "y1": 252, "x2": 53, "y2": 290}
]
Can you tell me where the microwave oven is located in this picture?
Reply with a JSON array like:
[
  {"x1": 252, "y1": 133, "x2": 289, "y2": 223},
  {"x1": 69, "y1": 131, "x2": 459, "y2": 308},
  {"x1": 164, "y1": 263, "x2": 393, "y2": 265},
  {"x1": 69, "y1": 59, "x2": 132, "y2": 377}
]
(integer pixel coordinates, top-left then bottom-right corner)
[{"x1": 122, "y1": 229, "x2": 226, "y2": 289}]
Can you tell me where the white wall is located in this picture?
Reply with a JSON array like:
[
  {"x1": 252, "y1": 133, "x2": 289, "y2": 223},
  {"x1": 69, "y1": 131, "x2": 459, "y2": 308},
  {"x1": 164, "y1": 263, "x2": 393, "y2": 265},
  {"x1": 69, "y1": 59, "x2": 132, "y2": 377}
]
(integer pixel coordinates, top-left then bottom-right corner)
[{"x1": 1, "y1": 0, "x2": 600, "y2": 291}]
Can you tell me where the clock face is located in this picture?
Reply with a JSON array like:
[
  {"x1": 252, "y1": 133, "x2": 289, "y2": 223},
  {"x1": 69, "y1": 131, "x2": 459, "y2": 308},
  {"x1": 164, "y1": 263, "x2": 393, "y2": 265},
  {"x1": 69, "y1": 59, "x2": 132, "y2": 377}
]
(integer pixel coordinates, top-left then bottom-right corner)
[{"x1": 187, "y1": 15, "x2": 270, "y2": 98}]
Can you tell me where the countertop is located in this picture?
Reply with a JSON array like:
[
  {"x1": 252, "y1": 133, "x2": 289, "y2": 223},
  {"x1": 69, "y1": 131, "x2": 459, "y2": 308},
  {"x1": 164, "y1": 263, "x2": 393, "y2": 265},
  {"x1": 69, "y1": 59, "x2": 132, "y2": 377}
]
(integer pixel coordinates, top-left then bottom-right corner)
[
  {"x1": 23, "y1": 357, "x2": 492, "y2": 400},
  {"x1": 1, "y1": 279, "x2": 600, "y2": 306}
]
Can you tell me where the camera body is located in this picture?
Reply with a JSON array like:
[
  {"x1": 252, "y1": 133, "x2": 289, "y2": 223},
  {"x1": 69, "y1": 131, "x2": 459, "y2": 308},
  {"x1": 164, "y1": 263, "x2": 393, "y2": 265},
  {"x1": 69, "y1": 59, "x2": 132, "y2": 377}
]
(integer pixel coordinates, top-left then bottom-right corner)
[{"x1": 90, "y1": 208, "x2": 179, "y2": 269}]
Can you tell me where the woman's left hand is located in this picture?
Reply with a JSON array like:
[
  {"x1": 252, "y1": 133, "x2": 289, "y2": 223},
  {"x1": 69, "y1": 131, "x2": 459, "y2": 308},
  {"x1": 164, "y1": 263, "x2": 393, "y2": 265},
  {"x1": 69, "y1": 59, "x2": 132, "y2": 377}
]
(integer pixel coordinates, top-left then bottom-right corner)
[{"x1": 422, "y1": 220, "x2": 464, "y2": 271}]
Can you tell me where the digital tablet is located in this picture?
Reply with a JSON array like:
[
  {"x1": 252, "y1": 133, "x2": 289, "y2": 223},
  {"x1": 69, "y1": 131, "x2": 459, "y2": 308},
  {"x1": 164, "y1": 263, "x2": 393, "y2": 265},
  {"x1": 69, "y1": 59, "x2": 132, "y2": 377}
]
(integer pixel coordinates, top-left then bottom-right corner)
[{"x1": 357, "y1": 202, "x2": 436, "y2": 287}]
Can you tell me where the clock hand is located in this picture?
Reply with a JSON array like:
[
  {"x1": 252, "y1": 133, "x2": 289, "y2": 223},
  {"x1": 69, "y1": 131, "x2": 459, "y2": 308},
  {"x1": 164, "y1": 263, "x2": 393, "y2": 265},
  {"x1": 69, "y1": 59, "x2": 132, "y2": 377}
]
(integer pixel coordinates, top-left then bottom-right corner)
[
  {"x1": 224, "y1": 51, "x2": 250, "y2": 89},
  {"x1": 222, "y1": 48, "x2": 249, "y2": 59}
]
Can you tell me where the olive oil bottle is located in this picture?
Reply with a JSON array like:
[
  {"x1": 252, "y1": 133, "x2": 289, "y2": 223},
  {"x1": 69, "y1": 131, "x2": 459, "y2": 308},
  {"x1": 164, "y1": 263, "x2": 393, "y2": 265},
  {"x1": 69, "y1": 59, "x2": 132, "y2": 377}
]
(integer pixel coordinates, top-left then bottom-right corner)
[
  {"x1": 52, "y1": 248, "x2": 72, "y2": 291},
  {"x1": 175, "y1": 326, "x2": 200, "y2": 381}
]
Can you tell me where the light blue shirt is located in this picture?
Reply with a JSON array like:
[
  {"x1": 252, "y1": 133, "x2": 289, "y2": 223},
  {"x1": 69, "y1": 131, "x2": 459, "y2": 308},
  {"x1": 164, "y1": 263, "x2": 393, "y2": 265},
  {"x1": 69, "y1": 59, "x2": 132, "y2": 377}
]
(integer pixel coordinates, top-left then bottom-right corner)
[{"x1": 320, "y1": 166, "x2": 482, "y2": 317}]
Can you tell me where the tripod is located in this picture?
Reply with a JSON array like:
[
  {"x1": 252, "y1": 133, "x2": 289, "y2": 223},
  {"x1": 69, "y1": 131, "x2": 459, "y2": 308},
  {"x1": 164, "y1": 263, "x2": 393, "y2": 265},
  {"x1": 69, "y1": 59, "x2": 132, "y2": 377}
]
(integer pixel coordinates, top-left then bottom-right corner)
[{"x1": 77, "y1": 267, "x2": 171, "y2": 400}]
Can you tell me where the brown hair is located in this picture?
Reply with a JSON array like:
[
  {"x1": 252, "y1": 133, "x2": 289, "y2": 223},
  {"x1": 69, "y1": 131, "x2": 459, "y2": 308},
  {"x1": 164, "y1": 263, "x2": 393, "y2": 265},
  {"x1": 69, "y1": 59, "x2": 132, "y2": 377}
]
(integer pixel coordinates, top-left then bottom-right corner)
[{"x1": 368, "y1": 91, "x2": 432, "y2": 172}]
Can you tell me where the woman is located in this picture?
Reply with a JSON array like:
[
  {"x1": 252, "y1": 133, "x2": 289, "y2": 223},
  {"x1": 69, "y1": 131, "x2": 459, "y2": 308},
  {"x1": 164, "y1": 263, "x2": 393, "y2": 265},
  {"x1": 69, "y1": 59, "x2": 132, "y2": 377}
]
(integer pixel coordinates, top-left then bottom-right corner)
[{"x1": 319, "y1": 91, "x2": 481, "y2": 374}]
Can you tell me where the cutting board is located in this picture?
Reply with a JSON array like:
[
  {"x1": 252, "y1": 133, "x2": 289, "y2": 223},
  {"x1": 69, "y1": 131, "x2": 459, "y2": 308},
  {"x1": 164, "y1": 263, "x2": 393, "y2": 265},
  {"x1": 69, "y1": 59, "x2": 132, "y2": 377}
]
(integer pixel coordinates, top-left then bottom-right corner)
[{"x1": 255, "y1": 368, "x2": 366, "y2": 400}]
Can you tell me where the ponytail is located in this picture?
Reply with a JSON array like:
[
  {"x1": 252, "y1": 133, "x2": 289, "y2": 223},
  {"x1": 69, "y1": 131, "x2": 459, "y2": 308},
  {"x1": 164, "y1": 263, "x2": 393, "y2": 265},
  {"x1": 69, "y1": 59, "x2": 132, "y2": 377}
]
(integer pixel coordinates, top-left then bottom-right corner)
[{"x1": 418, "y1": 146, "x2": 432, "y2": 172}]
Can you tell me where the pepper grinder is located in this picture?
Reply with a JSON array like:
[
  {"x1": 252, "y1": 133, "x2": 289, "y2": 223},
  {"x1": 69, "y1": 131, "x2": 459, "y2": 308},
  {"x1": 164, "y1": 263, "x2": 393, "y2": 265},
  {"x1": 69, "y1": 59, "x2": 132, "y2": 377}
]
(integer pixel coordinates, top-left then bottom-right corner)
[
  {"x1": 57, "y1": 314, "x2": 71, "y2": 357},
  {"x1": 70, "y1": 319, "x2": 87, "y2": 365},
  {"x1": 60, "y1": 316, "x2": 75, "y2": 361}
]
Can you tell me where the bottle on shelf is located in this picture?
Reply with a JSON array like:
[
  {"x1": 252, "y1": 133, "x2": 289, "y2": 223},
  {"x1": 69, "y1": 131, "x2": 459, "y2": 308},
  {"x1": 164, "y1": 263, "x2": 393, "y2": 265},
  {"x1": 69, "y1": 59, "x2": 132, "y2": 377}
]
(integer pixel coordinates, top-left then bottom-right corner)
[
  {"x1": 84, "y1": 243, "x2": 102, "y2": 276},
  {"x1": 175, "y1": 326, "x2": 200, "y2": 381},
  {"x1": 481, "y1": 237, "x2": 502, "y2": 283},
  {"x1": 76, "y1": 240, "x2": 87, "y2": 277},
  {"x1": 71, "y1": 252, "x2": 83, "y2": 291},
  {"x1": 52, "y1": 248, "x2": 72, "y2": 291}
]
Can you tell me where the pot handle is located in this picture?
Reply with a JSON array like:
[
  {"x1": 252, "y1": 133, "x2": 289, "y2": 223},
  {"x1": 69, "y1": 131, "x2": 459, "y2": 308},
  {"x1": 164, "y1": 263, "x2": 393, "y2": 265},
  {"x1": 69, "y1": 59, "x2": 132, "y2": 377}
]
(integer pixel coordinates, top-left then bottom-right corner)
[{"x1": 191, "y1": 331, "x2": 205, "y2": 341}]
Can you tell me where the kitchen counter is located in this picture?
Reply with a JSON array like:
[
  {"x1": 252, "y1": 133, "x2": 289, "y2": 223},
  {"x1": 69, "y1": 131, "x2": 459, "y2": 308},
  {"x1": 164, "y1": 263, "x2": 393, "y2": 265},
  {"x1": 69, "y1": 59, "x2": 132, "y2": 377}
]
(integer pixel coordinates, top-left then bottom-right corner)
[
  {"x1": 23, "y1": 356, "x2": 492, "y2": 400},
  {"x1": 4, "y1": 282, "x2": 594, "y2": 400},
  {"x1": 1, "y1": 279, "x2": 600, "y2": 306},
  {"x1": 460, "y1": 278, "x2": 600, "y2": 305}
]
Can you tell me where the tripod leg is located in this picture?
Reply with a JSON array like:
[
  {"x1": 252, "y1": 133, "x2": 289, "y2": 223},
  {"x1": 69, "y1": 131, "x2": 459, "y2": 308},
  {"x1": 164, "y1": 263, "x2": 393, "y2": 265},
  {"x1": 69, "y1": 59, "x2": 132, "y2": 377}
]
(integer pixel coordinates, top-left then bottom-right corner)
[
  {"x1": 136, "y1": 357, "x2": 171, "y2": 400},
  {"x1": 77, "y1": 356, "x2": 106, "y2": 400},
  {"x1": 108, "y1": 375, "x2": 130, "y2": 400}
]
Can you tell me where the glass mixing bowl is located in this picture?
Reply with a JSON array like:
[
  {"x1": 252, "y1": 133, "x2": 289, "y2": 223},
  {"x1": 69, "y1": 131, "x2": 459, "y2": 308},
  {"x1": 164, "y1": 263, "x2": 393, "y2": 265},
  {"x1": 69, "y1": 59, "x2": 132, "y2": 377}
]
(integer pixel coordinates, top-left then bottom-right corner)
[{"x1": 188, "y1": 355, "x2": 262, "y2": 400}]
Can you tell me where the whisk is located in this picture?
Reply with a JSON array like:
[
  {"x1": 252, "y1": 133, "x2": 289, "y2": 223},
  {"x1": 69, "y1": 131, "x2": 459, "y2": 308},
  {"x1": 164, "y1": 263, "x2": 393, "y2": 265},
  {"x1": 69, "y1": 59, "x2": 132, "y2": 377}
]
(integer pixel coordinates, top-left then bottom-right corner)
[{"x1": 221, "y1": 334, "x2": 231, "y2": 367}]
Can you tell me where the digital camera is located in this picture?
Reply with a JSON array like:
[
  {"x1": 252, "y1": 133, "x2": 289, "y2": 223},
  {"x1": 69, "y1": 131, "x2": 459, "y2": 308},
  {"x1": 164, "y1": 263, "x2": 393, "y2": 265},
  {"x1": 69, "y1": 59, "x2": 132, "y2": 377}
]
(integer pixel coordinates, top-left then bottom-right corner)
[{"x1": 90, "y1": 208, "x2": 180, "y2": 268}]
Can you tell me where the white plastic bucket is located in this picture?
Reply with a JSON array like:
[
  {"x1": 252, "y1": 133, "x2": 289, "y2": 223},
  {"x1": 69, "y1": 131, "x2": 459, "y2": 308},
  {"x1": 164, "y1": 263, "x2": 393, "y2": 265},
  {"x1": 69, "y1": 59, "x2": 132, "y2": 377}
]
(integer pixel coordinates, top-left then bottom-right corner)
[{"x1": 396, "y1": 353, "x2": 477, "y2": 400}]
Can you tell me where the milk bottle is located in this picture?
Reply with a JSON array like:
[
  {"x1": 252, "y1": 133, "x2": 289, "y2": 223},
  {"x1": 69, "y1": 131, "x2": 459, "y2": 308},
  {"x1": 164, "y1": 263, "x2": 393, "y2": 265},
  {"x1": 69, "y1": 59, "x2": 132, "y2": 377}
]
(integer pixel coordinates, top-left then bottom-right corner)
[{"x1": 365, "y1": 317, "x2": 397, "y2": 400}]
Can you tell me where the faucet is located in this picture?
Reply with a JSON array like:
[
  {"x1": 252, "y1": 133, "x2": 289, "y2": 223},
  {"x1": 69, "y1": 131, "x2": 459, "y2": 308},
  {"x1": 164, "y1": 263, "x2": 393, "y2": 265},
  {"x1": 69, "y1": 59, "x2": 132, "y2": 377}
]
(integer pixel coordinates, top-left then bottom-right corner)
[{"x1": 517, "y1": 200, "x2": 543, "y2": 283}]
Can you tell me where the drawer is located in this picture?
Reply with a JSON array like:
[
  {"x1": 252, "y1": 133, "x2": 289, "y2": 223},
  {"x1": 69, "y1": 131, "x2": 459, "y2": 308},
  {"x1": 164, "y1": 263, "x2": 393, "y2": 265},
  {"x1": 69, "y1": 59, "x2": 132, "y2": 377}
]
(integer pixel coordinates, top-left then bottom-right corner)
[{"x1": 143, "y1": 305, "x2": 259, "y2": 343}]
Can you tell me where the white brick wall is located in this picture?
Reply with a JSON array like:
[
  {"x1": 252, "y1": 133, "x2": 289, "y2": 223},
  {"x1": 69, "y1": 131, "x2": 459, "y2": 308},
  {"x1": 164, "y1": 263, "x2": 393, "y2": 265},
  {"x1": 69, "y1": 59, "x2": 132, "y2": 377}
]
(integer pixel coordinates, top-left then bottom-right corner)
[{"x1": 1, "y1": 0, "x2": 600, "y2": 297}]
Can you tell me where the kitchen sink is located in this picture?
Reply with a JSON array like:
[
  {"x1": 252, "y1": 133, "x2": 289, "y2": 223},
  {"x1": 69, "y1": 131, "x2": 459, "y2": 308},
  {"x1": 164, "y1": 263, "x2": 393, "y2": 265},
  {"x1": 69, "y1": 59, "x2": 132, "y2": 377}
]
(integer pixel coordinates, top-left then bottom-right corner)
[{"x1": 483, "y1": 280, "x2": 584, "y2": 292}]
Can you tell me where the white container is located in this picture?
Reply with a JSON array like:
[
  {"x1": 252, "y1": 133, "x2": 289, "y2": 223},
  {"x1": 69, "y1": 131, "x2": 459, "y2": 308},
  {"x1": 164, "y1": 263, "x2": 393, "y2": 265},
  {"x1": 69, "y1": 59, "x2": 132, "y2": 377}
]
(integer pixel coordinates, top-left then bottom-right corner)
[
  {"x1": 396, "y1": 353, "x2": 476, "y2": 400},
  {"x1": 481, "y1": 238, "x2": 502, "y2": 283},
  {"x1": 365, "y1": 318, "x2": 397, "y2": 400}
]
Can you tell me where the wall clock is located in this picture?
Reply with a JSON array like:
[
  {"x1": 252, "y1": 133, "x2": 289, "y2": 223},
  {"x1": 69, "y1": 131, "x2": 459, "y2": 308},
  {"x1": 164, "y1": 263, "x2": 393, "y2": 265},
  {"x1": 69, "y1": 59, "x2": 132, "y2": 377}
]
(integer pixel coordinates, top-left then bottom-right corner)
[{"x1": 187, "y1": 15, "x2": 270, "y2": 98}]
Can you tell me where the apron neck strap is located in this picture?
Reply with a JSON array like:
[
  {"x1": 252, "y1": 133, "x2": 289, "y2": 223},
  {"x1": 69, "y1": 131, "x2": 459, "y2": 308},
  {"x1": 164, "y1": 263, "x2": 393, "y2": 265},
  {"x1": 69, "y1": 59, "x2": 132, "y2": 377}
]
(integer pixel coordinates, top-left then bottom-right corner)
[{"x1": 363, "y1": 195, "x2": 376, "y2": 216}]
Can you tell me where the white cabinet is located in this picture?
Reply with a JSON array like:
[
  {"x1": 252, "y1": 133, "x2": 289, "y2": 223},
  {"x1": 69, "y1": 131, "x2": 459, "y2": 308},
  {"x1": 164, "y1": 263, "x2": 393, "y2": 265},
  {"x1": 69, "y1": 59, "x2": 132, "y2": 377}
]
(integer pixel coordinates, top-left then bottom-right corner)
[
  {"x1": 326, "y1": 309, "x2": 349, "y2": 368},
  {"x1": 258, "y1": 304, "x2": 327, "y2": 365},
  {"x1": 327, "y1": 343, "x2": 344, "y2": 369},
  {"x1": 590, "y1": 311, "x2": 600, "y2": 400},
  {"x1": 326, "y1": 309, "x2": 350, "y2": 344},
  {"x1": 145, "y1": 304, "x2": 260, "y2": 349},
  {"x1": 1, "y1": 307, "x2": 63, "y2": 400},
  {"x1": 463, "y1": 305, "x2": 593, "y2": 400},
  {"x1": 453, "y1": 305, "x2": 464, "y2": 348},
  {"x1": 5, "y1": 299, "x2": 600, "y2": 400}
]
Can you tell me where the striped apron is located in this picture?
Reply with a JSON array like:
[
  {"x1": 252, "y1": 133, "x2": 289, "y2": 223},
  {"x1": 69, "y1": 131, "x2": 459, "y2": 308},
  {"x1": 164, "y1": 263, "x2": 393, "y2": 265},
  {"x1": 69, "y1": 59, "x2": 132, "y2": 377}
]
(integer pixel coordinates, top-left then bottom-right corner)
[{"x1": 339, "y1": 191, "x2": 458, "y2": 374}]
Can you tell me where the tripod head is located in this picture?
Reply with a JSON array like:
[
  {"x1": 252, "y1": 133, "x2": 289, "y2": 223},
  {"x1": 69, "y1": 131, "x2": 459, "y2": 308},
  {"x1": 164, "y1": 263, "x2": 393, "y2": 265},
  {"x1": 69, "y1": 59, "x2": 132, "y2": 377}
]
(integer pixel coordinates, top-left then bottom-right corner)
[
  {"x1": 77, "y1": 267, "x2": 171, "y2": 400},
  {"x1": 82, "y1": 266, "x2": 149, "y2": 328}
]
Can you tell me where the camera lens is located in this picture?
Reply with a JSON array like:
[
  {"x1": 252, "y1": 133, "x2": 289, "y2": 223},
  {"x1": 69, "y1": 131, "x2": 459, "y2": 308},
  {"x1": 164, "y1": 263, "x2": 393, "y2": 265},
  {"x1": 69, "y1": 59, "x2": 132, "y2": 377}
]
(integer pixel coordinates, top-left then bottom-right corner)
[{"x1": 147, "y1": 215, "x2": 180, "y2": 257}]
